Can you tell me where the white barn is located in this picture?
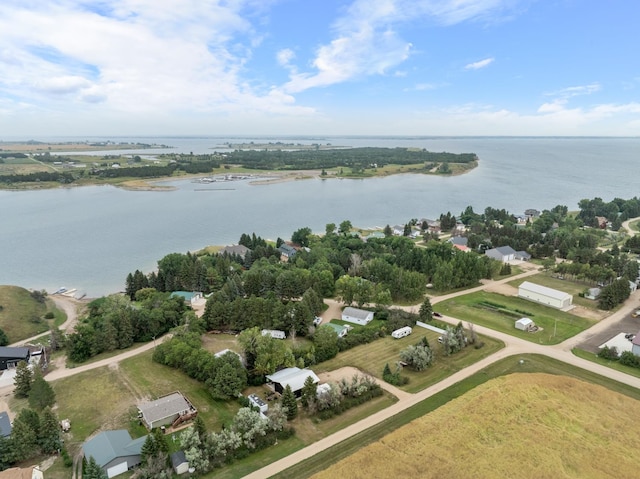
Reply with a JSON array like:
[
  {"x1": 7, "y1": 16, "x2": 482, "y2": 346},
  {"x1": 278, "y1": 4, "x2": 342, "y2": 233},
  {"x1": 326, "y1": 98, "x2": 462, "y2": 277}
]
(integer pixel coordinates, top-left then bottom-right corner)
[
  {"x1": 341, "y1": 307, "x2": 374, "y2": 326},
  {"x1": 518, "y1": 281, "x2": 572, "y2": 309}
]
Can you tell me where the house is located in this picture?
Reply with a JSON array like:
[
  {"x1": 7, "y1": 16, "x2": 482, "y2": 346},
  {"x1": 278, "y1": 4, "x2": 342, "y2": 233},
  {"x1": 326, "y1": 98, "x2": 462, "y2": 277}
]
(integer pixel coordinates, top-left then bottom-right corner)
[
  {"x1": 595, "y1": 216, "x2": 608, "y2": 229},
  {"x1": 524, "y1": 209, "x2": 540, "y2": 219},
  {"x1": 218, "y1": 244, "x2": 250, "y2": 260},
  {"x1": 83, "y1": 430, "x2": 147, "y2": 478},
  {"x1": 278, "y1": 243, "x2": 297, "y2": 260},
  {"x1": 266, "y1": 367, "x2": 320, "y2": 397},
  {"x1": 341, "y1": 307, "x2": 374, "y2": 326},
  {"x1": 518, "y1": 281, "x2": 573, "y2": 310},
  {"x1": 0, "y1": 347, "x2": 30, "y2": 371},
  {"x1": 0, "y1": 411, "x2": 11, "y2": 438},
  {"x1": 452, "y1": 243, "x2": 470, "y2": 252},
  {"x1": 137, "y1": 392, "x2": 197, "y2": 430},
  {"x1": 261, "y1": 329, "x2": 286, "y2": 340},
  {"x1": 170, "y1": 451, "x2": 190, "y2": 475},
  {"x1": 448, "y1": 236, "x2": 468, "y2": 247},
  {"x1": 391, "y1": 326, "x2": 412, "y2": 339},
  {"x1": 585, "y1": 287, "x2": 601, "y2": 300},
  {"x1": 391, "y1": 225, "x2": 405, "y2": 236},
  {"x1": 324, "y1": 323, "x2": 350, "y2": 338},
  {"x1": 515, "y1": 251, "x2": 531, "y2": 261},
  {"x1": 485, "y1": 246, "x2": 517, "y2": 263},
  {"x1": 0, "y1": 466, "x2": 44, "y2": 479},
  {"x1": 515, "y1": 317, "x2": 535, "y2": 331},
  {"x1": 632, "y1": 334, "x2": 640, "y2": 357}
]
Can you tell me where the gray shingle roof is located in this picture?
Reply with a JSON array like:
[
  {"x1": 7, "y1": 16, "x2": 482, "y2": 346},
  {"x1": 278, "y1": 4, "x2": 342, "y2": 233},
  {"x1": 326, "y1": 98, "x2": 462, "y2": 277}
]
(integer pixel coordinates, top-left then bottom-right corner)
[
  {"x1": 0, "y1": 347, "x2": 30, "y2": 359},
  {"x1": 342, "y1": 307, "x2": 373, "y2": 321},
  {"x1": 138, "y1": 392, "x2": 191, "y2": 425}
]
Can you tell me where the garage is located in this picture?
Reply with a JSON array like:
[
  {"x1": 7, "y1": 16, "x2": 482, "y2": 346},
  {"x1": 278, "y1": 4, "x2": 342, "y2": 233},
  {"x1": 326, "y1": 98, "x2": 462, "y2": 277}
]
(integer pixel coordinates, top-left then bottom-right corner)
[{"x1": 107, "y1": 462, "x2": 128, "y2": 478}]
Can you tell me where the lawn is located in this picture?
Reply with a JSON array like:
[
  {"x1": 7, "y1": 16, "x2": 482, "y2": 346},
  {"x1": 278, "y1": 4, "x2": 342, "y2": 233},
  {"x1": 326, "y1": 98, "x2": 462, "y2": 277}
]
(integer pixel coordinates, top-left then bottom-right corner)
[
  {"x1": 0, "y1": 285, "x2": 61, "y2": 342},
  {"x1": 436, "y1": 291, "x2": 596, "y2": 344},
  {"x1": 572, "y1": 347, "x2": 640, "y2": 379},
  {"x1": 273, "y1": 353, "x2": 640, "y2": 479},
  {"x1": 316, "y1": 328, "x2": 503, "y2": 393},
  {"x1": 509, "y1": 272, "x2": 604, "y2": 311}
]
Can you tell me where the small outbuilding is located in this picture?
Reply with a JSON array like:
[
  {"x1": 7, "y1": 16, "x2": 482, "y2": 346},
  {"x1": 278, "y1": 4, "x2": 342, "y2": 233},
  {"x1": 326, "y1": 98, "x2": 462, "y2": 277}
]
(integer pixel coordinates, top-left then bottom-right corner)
[
  {"x1": 391, "y1": 326, "x2": 413, "y2": 339},
  {"x1": 515, "y1": 317, "x2": 535, "y2": 331},
  {"x1": 518, "y1": 281, "x2": 572, "y2": 309},
  {"x1": 137, "y1": 392, "x2": 197, "y2": 430},
  {"x1": 170, "y1": 451, "x2": 190, "y2": 475},
  {"x1": 266, "y1": 367, "x2": 319, "y2": 397},
  {"x1": 248, "y1": 394, "x2": 268, "y2": 414},
  {"x1": 341, "y1": 307, "x2": 374, "y2": 326},
  {"x1": 324, "y1": 323, "x2": 350, "y2": 338}
]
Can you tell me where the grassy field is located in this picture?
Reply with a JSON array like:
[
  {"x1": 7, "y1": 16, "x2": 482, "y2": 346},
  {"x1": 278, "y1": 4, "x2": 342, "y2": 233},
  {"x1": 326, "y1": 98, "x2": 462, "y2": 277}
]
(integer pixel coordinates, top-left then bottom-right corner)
[
  {"x1": 629, "y1": 219, "x2": 640, "y2": 232},
  {"x1": 507, "y1": 272, "x2": 605, "y2": 311},
  {"x1": 316, "y1": 328, "x2": 503, "y2": 393},
  {"x1": 436, "y1": 291, "x2": 596, "y2": 344},
  {"x1": 311, "y1": 372, "x2": 640, "y2": 479},
  {"x1": 274, "y1": 353, "x2": 640, "y2": 479},
  {"x1": 0, "y1": 285, "x2": 62, "y2": 342}
]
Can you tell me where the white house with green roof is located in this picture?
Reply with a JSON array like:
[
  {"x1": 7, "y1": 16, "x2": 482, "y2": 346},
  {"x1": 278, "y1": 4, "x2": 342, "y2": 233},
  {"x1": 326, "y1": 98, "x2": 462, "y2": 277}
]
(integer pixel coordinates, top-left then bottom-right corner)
[{"x1": 82, "y1": 430, "x2": 147, "y2": 478}]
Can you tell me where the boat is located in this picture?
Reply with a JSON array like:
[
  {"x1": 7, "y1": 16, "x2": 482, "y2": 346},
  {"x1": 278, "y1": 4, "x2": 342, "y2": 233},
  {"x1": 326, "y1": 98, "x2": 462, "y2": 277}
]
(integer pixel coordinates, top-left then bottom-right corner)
[{"x1": 53, "y1": 287, "x2": 67, "y2": 295}]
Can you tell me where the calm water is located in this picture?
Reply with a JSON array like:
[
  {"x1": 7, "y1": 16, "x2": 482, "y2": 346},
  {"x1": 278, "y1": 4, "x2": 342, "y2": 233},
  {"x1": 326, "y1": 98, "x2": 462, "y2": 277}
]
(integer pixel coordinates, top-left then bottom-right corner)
[{"x1": 1, "y1": 137, "x2": 638, "y2": 297}]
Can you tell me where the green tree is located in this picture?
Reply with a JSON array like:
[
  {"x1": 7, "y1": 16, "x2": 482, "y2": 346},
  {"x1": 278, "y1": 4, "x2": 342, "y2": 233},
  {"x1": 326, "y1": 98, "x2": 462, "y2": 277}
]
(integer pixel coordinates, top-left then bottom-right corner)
[
  {"x1": 13, "y1": 360, "x2": 32, "y2": 399},
  {"x1": 399, "y1": 344, "x2": 433, "y2": 371},
  {"x1": 418, "y1": 298, "x2": 433, "y2": 322},
  {"x1": 84, "y1": 456, "x2": 108, "y2": 479},
  {"x1": 383, "y1": 224, "x2": 393, "y2": 237},
  {"x1": 325, "y1": 223, "x2": 336, "y2": 235},
  {"x1": 39, "y1": 407, "x2": 62, "y2": 454},
  {"x1": 0, "y1": 327, "x2": 8, "y2": 346},
  {"x1": 281, "y1": 384, "x2": 298, "y2": 420},
  {"x1": 9, "y1": 408, "x2": 40, "y2": 462},
  {"x1": 28, "y1": 368, "x2": 56, "y2": 410},
  {"x1": 291, "y1": 227, "x2": 313, "y2": 247},
  {"x1": 339, "y1": 220, "x2": 353, "y2": 236},
  {"x1": 313, "y1": 325, "x2": 340, "y2": 362},
  {"x1": 300, "y1": 375, "x2": 318, "y2": 408}
]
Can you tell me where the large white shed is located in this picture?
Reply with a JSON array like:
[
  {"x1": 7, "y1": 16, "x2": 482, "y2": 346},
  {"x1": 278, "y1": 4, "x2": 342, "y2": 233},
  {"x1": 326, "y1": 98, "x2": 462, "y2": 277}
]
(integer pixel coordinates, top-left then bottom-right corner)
[{"x1": 518, "y1": 281, "x2": 572, "y2": 309}]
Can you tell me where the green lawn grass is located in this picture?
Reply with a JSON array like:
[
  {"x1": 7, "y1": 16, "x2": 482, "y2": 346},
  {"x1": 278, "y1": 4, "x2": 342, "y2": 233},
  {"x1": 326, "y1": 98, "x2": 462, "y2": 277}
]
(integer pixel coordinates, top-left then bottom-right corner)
[
  {"x1": 273, "y1": 353, "x2": 640, "y2": 479},
  {"x1": 572, "y1": 347, "x2": 640, "y2": 378},
  {"x1": 436, "y1": 291, "x2": 596, "y2": 345},
  {"x1": 0, "y1": 285, "x2": 60, "y2": 342},
  {"x1": 316, "y1": 328, "x2": 503, "y2": 393}
]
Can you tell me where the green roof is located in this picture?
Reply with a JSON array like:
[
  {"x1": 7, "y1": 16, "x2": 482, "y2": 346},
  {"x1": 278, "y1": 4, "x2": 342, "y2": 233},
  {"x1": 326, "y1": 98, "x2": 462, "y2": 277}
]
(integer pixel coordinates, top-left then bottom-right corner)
[{"x1": 325, "y1": 323, "x2": 348, "y2": 334}]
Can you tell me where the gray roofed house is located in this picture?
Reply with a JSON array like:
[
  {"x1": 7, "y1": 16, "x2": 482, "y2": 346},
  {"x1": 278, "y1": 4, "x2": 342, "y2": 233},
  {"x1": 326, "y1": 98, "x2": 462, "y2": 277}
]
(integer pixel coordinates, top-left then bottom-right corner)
[
  {"x1": 341, "y1": 307, "x2": 374, "y2": 325},
  {"x1": 83, "y1": 430, "x2": 147, "y2": 478},
  {"x1": 515, "y1": 250, "x2": 531, "y2": 261},
  {"x1": 218, "y1": 244, "x2": 250, "y2": 259},
  {"x1": 278, "y1": 243, "x2": 297, "y2": 259},
  {"x1": 448, "y1": 236, "x2": 468, "y2": 247},
  {"x1": 137, "y1": 392, "x2": 197, "y2": 430},
  {"x1": 485, "y1": 246, "x2": 517, "y2": 263},
  {"x1": 170, "y1": 450, "x2": 189, "y2": 475},
  {"x1": 0, "y1": 411, "x2": 11, "y2": 438},
  {"x1": 0, "y1": 347, "x2": 30, "y2": 371}
]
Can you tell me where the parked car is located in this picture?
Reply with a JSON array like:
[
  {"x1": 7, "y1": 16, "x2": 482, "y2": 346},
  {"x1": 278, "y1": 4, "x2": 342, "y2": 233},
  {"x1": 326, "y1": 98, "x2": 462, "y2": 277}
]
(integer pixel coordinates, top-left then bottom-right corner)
[
  {"x1": 632, "y1": 310, "x2": 640, "y2": 318},
  {"x1": 313, "y1": 316, "x2": 323, "y2": 325},
  {"x1": 437, "y1": 336, "x2": 444, "y2": 343},
  {"x1": 433, "y1": 312, "x2": 443, "y2": 318}
]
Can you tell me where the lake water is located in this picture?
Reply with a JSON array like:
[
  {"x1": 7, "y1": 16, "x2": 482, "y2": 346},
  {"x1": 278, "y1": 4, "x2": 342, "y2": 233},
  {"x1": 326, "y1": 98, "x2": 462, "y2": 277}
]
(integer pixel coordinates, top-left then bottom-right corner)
[{"x1": 1, "y1": 136, "x2": 638, "y2": 297}]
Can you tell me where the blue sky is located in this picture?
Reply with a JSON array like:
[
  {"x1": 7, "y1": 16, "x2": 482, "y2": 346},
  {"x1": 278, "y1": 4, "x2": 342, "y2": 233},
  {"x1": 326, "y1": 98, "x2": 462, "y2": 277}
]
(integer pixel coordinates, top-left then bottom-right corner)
[{"x1": 0, "y1": 0, "x2": 638, "y2": 136}]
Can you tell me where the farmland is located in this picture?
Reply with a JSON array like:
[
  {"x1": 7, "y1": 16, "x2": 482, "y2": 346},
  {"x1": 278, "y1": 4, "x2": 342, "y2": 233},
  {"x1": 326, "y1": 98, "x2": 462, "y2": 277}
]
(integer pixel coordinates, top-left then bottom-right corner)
[{"x1": 311, "y1": 372, "x2": 640, "y2": 479}]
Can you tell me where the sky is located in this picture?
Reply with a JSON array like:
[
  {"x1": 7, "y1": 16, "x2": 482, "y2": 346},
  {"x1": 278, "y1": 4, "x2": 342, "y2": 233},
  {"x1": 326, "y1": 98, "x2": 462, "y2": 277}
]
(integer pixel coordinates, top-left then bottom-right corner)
[{"x1": 0, "y1": 0, "x2": 639, "y2": 137}]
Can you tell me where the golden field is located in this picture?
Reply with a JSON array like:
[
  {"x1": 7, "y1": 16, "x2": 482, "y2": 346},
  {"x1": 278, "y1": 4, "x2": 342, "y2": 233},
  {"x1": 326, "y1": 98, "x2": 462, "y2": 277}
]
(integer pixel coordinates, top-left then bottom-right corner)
[{"x1": 312, "y1": 373, "x2": 640, "y2": 479}]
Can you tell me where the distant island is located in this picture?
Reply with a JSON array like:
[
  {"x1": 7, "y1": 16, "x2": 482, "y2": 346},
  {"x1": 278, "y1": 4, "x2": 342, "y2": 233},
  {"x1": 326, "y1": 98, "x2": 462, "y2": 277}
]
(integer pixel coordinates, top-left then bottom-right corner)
[{"x1": 0, "y1": 144, "x2": 478, "y2": 190}]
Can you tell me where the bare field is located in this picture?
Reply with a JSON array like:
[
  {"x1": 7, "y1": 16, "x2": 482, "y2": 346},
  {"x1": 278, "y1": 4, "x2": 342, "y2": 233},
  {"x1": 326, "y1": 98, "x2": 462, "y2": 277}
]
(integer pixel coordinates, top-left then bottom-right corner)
[{"x1": 312, "y1": 373, "x2": 640, "y2": 479}]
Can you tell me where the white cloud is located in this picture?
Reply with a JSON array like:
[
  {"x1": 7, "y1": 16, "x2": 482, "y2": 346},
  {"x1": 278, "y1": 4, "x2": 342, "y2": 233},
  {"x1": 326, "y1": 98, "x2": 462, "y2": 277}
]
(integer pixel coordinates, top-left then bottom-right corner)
[
  {"x1": 465, "y1": 57, "x2": 494, "y2": 70},
  {"x1": 547, "y1": 83, "x2": 601, "y2": 99},
  {"x1": 404, "y1": 82, "x2": 439, "y2": 92},
  {"x1": 282, "y1": 0, "x2": 515, "y2": 93}
]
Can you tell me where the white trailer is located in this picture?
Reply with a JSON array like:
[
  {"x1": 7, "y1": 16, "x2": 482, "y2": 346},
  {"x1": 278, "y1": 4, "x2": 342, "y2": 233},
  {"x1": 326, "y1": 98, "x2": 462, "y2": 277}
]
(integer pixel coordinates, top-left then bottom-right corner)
[{"x1": 391, "y1": 326, "x2": 413, "y2": 339}]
